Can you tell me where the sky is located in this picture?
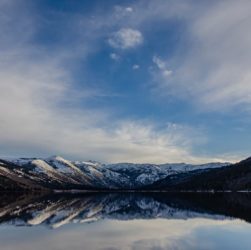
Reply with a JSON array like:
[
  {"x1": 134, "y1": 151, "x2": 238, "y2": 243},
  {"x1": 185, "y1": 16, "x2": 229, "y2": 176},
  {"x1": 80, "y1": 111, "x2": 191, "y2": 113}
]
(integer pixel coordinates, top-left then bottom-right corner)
[{"x1": 0, "y1": 0, "x2": 251, "y2": 163}]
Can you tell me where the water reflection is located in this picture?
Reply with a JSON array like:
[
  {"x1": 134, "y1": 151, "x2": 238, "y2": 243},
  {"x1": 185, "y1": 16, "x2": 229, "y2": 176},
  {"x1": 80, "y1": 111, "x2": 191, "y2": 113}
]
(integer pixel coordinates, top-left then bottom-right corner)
[{"x1": 1, "y1": 192, "x2": 251, "y2": 229}]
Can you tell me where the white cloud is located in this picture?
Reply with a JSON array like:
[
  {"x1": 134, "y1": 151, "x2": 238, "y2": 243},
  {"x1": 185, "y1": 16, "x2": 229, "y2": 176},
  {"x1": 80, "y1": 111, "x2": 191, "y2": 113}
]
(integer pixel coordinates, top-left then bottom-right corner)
[
  {"x1": 153, "y1": 56, "x2": 172, "y2": 77},
  {"x1": 113, "y1": 5, "x2": 133, "y2": 19},
  {"x1": 108, "y1": 28, "x2": 143, "y2": 49},
  {"x1": 132, "y1": 64, "x2": 140, "y2": 70},
  {"x1": 163, "y1": 70, "x2": 172, "y2": 77},
  {"x1": 125, "y1": 7, "x2": 133, "y2": 12},
  {"x1": 153, "y1": 56, "x2": 166, "y2": 70},
  {"x1": 110, "y1": 53, "x2": 120, "y2": 61}
]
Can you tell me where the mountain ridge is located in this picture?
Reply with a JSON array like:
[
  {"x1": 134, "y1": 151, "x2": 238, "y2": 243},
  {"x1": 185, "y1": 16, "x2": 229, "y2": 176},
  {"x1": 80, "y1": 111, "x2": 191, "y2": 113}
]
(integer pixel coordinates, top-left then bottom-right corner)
[{"x1": 1, "y1": 155, "x2": 249, "y2": 191}]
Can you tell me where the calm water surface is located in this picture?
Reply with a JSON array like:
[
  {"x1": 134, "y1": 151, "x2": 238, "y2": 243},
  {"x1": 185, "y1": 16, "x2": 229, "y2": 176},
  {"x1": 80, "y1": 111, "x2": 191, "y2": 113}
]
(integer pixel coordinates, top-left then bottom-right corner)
[{"x1": 0, "y1": 193, "x2": 251, "y2": 250}]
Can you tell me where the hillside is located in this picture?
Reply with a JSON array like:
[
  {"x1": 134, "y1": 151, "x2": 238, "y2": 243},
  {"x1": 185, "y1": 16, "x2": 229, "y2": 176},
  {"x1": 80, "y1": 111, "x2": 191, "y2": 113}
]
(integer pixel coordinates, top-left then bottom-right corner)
[{"x1": 147, "y1": 157, "x2": 251, "y2": 191}]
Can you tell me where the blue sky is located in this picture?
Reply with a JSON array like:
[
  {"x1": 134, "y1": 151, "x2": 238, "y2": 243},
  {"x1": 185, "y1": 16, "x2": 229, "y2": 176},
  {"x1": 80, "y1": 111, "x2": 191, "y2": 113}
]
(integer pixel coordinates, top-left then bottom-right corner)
[{"x1": 0, "y1": 0, "x2": 251, "y2": 163}]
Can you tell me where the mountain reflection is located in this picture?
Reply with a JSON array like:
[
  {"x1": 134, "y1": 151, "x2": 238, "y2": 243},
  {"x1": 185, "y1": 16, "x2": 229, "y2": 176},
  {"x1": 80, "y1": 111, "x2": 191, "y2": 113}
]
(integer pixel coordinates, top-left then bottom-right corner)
[{"x1": 0, "y1": 192, "x2": 251, "y2": 229}]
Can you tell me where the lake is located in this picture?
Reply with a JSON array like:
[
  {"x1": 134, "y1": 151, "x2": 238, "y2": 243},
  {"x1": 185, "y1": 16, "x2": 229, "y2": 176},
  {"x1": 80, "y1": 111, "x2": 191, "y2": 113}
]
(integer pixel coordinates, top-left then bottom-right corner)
[{"x1": 0, "y1": 192, "x2": 251, "y2": 250}]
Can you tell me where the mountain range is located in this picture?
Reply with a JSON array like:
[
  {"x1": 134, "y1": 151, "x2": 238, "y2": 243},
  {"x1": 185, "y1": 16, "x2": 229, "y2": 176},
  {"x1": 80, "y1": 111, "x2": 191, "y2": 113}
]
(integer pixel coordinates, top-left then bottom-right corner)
[{"x1": 0, "y1": 155, "x2": 250, "y2": 191}]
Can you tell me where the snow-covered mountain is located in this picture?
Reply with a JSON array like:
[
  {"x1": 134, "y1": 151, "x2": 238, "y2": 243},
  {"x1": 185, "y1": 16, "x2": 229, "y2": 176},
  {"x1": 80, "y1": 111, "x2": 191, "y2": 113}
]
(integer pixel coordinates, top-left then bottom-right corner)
[{"x1": 0, "y1": 155, "x2": 230, "y2": 191}]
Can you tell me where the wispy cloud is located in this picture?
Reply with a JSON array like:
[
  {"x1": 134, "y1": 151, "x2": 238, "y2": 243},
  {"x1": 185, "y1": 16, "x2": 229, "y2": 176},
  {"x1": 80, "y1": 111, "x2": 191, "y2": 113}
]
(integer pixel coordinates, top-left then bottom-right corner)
[
  {"x1": 110, "y1": 53, "x2": 120, "y2": 61},
  {"x1": 132, "y1": 64, "x2": 140, "y2": 70},
  {"x1": 153, "y1": 56, "x2": 172, "y2": 77},
  {"x1": 113, "y1": 5, "x2": 134, "y2": 19},
  {"x1": 184, "y1": 0, "x2": 251, "y2": 111},
  {"x1": 131, "y1": 0, "x2": 251, "y2": 112},
  {"x1": 0, "y1": 53, "x2": 211, "y2": 163}
]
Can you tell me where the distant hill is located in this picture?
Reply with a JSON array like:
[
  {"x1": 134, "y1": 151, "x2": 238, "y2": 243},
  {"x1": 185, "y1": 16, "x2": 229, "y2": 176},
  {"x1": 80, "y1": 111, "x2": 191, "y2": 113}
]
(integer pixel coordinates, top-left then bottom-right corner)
[{"x1": 146, "y1": 157, "x2": 251, "y2": 191}]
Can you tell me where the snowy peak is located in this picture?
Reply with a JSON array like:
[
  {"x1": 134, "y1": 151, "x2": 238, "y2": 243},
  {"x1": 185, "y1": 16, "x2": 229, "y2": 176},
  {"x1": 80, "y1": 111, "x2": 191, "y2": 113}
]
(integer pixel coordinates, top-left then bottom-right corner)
[
  {"x1": 0, "y1": 155, "x2": 233, "y2": 191},
  {"x1": 46, "y1": 155, "x2": 65, "y2": 161}
]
